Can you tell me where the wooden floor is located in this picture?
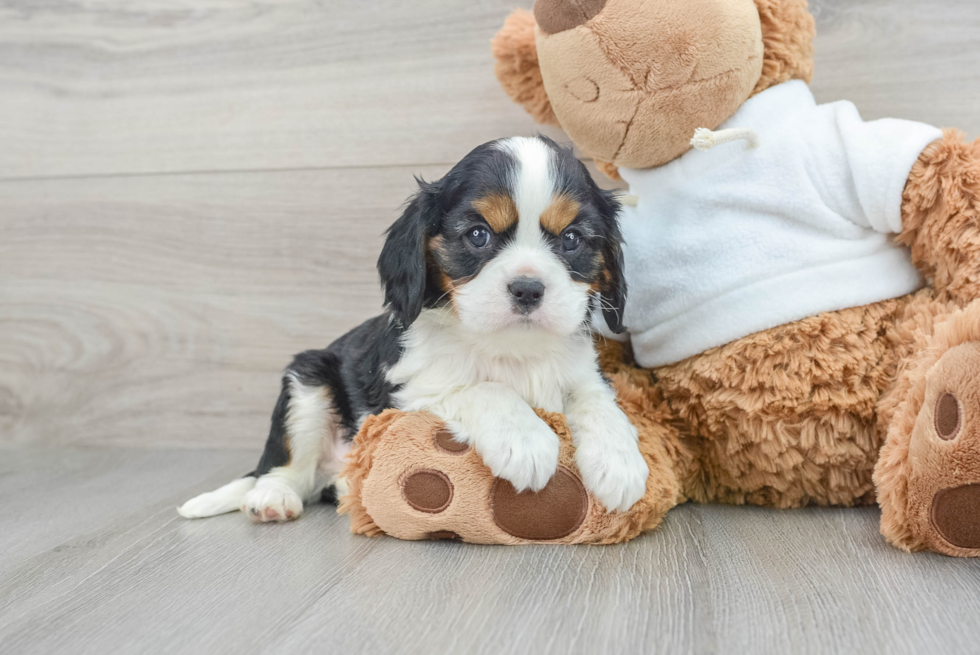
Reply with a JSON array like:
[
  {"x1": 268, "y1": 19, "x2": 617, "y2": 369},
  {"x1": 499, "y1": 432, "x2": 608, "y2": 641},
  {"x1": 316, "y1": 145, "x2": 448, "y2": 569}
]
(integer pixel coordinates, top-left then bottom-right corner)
[
  {"x1": 2, "y1": 448, "x2": 980, "y2": 655},
  {"x1": 2, "y1": 0, "x2": 980, "y2": 653}
]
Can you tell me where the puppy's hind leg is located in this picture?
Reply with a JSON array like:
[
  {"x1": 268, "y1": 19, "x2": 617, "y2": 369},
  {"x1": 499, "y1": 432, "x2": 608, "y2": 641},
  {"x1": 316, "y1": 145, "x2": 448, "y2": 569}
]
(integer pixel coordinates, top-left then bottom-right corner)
[
  {"x1": 244, "y1": 363, "x2": 347, "y2": 523},
  {"x1": 178, "y1": 350, "x2": 349, "y2": 522}
]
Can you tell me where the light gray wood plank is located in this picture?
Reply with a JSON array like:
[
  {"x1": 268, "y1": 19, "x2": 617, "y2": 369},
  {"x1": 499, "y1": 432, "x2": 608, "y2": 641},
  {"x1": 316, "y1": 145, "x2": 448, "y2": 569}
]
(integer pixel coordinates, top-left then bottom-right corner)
[
  {"x1": 0, "y1": 0, "x2": 976, "y2": 180},
  {"x1": 276, "y1": 505, "x2": 980, "y2": 655},
  {"x1": 0, "y1": 165, "x2": 447, "y2": 448},
  {"x1": 0, "y1": 447, "x2": 253, "y2": 564},
  {"x1": 811, "y1": 0, "x2": 980, "y2": 138},
  {"x1": 1, "y1": 449, "x2": 979, "y2": 655},
  {"x1": 0, "y1": 0, "x2": 561, "y2": 180}
]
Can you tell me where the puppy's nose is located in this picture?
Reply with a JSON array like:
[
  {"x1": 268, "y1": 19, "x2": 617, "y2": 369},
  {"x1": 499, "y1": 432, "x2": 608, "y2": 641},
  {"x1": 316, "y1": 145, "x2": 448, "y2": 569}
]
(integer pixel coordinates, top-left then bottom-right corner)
[
  {"x1": 508, "y1": 277, "x2": 545, "y2": 312},
  {"x1": 534, "y1": 0, "x2": 608, "y2": 34}
]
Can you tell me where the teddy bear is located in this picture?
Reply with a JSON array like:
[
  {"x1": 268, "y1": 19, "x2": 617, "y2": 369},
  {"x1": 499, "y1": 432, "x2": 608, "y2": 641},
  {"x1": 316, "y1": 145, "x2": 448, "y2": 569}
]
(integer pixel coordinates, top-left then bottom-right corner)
[{"x1": 339, "y1": 0, "x2": 980, "y2": 556}]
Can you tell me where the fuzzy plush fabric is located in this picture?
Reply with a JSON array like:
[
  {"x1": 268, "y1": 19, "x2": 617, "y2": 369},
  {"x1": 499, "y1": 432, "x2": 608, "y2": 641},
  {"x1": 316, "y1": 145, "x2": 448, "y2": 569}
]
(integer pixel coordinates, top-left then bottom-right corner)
[
  {"x1": 871, "y1": 129, "x2": 980, "y2": 556},
  {"x1": 751, "y1": 0, "x2": 814, "y2": 95},
  {"x1": 533, "y1": 0, "x2": 765, "y2": 169},
  {"x1": 657, "y1": 296, "x2": 914, "y2": 509},
  {"x1": 875, "y1": 301, "x2": 980, "y2": 555},
  {"x1": 492, "y1": 0, "x2": 816, "y2": 175},
  {"x1": 339, "y1": 1, "x2": 980, "y2": 555},
  {"x1": 491, "y1": 10, "x2": 559, "y2": 127},
  {"x1": 898, "y1": 129, "x2": 980, "y2": 305},
  {"x1": 339, "y1": 344, "x2": 688, "y2": 545}
]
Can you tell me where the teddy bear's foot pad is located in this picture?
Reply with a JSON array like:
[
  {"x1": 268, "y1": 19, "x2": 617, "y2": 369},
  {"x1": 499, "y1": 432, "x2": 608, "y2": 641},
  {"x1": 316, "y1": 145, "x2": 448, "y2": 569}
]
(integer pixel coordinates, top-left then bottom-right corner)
[
  {"x1": 490, "y1": 466, "x2": 588, "y2": 540},
  {"x1": 932, "y1": 483, "x2": 980, "y2": 549},
  {"x1": 402, "y1": 470, "x2": 453, "y2": 513},
  {"x1": 909, "y1": 342, "x2": 980, "y2": 555}
]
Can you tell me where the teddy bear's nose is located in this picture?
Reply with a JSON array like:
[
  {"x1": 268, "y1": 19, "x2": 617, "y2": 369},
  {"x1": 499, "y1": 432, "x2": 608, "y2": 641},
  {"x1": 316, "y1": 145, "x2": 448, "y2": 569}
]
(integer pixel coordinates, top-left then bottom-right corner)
[{"x1": 534, "y1": 0, "x2": 608, "y2": 34}]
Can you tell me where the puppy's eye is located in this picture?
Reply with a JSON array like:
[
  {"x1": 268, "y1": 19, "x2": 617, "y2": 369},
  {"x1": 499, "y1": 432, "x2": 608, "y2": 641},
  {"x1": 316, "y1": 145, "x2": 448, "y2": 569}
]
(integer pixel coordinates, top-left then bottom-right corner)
[
  {"x1": 466, "y1": 226, "x2": 491, "y2": 249},
  {"x1": 561, "y1": 229, "x2": 582, "y2": 252}
]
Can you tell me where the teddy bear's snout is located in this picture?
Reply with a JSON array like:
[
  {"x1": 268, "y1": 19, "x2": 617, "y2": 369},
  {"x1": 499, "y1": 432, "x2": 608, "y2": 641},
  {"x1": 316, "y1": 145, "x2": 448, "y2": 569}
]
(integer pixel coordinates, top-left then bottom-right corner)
[{"x1": 534, "y1": 0, "x2": 608, "y2": 35}]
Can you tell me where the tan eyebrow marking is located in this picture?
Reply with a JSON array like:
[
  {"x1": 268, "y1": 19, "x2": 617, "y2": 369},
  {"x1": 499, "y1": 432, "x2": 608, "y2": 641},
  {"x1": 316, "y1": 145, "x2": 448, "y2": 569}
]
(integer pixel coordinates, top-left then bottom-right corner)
[
  {"x1": 427, "y1": 235, "x2": 472, "y2": 313},
  {"x1": 540, "y1": 194, "x2": 581, "y2": 235},
  {"x1": 428, "y1": 234, "x2": 446, "y2": 258},
  {"x1": 471, "y1": 194, "x2": 519, "y2": 233}
]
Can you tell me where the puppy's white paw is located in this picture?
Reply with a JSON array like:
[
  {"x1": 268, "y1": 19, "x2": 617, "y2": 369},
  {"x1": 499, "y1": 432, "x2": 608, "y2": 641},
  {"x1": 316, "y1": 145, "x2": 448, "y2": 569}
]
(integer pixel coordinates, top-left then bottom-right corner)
[
  {"x1": 242, "y1": 480, "x2": 303, "y2": 523},
  {"x1": 473, "y1": 416, "x2": 560, "y2": 493},
  {"x1": 576, "y1": 425, "x2": 648, "y2": 513}
]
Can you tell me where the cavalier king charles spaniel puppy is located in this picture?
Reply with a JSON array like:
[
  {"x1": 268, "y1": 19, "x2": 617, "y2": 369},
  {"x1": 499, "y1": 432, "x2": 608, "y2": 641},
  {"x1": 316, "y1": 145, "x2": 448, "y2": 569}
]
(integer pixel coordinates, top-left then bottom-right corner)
[{"x1": 179, "y1": 135, "x2": 648, "y2": 522}]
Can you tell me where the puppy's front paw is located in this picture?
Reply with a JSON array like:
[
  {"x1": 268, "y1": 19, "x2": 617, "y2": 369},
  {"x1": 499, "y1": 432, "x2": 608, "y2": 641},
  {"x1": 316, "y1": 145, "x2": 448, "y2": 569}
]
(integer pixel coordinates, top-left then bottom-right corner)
[
  {"x1": 576, "y1": 427, "x2": 648, "y2": 513},
  {"x1": 242, "y1": 480, "x2": 303, "y2": 523},
  {"x1": 474, "y1": 416, "x2": 560, "y2": 493}
]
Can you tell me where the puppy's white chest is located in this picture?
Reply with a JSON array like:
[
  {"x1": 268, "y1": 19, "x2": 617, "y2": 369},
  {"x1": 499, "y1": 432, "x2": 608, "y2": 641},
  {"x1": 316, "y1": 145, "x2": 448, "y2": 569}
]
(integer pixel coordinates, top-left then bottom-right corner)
[
  {"x1": 393, "y1": 348, "x2": 570, "y2": 413},
  {"x1": 387, "y1": 312, "x2": 595, "y2": 414},
  {"x1": 478, "y1": 355, "x2": 567, "y2": 411}
]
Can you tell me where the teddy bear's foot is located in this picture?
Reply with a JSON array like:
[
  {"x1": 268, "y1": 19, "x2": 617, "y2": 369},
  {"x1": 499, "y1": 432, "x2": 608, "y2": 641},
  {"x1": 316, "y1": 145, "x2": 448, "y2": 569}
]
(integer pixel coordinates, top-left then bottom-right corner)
[
  {"x1": 341, "y1": 409, "x2": 683, "y2": 544},
  {"x1": 349, "y1": 414, "x2": 596, "y2": 543},
  {"x1": 884, "y1": 340, "x2": 980, "y2": 555}
]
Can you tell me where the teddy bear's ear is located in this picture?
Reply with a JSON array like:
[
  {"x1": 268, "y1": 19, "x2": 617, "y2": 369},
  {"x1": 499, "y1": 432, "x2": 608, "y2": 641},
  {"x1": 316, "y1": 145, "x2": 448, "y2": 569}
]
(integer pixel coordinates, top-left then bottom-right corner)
[
  {"x1": 491, "y1": 9, "x2": 560, "y2": 127},
  {"x1": 752, "y1": 0, "x2": 816, "y2": 95}
]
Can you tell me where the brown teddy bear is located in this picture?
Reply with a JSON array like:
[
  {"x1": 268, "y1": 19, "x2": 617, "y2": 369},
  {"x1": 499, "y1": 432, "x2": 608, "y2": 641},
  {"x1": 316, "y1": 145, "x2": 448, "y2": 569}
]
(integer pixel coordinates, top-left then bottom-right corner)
[{"x1": 340, "y1": 0, "x2": 980, "y2": 556}]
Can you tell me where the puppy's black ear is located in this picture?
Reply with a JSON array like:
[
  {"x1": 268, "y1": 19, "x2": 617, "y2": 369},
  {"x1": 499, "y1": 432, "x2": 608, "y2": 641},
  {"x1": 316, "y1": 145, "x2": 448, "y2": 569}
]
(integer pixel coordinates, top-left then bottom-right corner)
[
  {"x1": 377, "y1": 178, "x2": 442, "y2": 327},
  {"x1": 597, "y1": 189, "x2": 628, "y2": 334}
]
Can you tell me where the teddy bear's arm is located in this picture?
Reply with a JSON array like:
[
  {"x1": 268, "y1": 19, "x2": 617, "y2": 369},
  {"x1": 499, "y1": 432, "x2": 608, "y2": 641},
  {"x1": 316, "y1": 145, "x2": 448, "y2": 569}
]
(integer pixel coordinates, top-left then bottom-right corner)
[{"x1": 897, "y1": 129, "x2": 980, "y2": 305}]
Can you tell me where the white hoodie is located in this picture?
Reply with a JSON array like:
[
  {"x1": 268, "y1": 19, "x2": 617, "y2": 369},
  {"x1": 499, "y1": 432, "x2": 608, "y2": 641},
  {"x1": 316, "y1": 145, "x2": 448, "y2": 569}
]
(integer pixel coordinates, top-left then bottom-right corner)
[{"x1": 617, "y1": 80, "x2": 943, "y2": 368}]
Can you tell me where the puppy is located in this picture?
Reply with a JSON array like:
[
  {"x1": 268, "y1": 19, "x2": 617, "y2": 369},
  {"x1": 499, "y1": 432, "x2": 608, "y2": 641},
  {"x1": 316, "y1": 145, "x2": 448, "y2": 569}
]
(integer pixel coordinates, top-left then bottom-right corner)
[{"x1": 178, "y1": 135, "x2": 649, "y2": 523}]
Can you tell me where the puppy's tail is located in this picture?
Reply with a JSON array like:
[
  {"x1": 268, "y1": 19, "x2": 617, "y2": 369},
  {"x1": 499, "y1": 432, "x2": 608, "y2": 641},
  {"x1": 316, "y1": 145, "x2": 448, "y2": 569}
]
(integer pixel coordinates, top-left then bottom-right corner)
[{"x1": 177, "y1": 475, "x2": 257, "y2": 519}]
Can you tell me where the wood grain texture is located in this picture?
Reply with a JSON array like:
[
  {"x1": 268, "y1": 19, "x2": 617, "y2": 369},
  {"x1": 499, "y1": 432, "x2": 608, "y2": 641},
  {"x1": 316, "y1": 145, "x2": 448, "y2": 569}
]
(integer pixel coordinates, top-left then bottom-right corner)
[
  {"x1": 810, "y1": 0, "x2": 980, "y2": 138},
  {"x1": 0, "y1": 0, "x2": 562, "y2": 179},
  {"x1": 1, "y1": 449, "x2": 980, "y2": 655},
  {"x1": 0, "y1": 166, "x2": 448, "y2": 448},
  {"x1": 0, "y1": 0, "x2": 976, "y2": 180}
]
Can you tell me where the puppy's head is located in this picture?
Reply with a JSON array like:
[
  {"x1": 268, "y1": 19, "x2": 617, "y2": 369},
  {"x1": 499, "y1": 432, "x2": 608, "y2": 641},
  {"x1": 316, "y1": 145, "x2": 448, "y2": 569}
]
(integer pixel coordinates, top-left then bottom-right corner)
[{"x1": 378, "y1": 135, "x2": 626, "y2": 336}]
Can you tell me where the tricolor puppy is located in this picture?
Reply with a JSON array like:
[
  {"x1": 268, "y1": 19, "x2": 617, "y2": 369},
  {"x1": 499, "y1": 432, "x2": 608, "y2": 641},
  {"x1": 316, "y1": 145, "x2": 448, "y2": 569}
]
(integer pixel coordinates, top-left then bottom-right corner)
[{"x1": 178, "y1": 136, "x2": 649, "y2": 523}]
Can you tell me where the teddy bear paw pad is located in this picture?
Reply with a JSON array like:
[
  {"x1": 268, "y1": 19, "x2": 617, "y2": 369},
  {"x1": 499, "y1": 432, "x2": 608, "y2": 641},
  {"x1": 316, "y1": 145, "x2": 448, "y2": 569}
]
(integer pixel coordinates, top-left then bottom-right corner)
[
  {"x1": 490, "y1": 466, "x2": 588, "y2": 540},
  {"x1": 932, "y1": 483, "x2": 980, "y2": 549},
  {"x1": 402, "y1": 469, "x2": 453, "y2": 513},
  {"x1": 909, "y1": 342, "x2": 980, "y2": 553},
  {"x1": 433, "y1": 428, "x2": 470, "y2": 454}
]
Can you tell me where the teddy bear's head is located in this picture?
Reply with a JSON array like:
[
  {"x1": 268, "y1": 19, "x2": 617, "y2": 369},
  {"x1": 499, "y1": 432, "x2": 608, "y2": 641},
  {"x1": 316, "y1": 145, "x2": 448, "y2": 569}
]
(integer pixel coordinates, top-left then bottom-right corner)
[{"x1": 493, "y1": 0, "x2": 815, "y2": 174}]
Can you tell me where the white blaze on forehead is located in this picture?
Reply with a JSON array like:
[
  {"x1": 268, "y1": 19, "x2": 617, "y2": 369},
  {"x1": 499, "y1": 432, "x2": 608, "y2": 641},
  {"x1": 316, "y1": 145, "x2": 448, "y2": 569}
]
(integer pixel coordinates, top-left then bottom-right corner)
[
  {"x1": 449, "y1": 138, "x2": 591, "y2": 336},
  {"x1": 496, "y1": 137, "x2": 557, "y2": 246}
]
